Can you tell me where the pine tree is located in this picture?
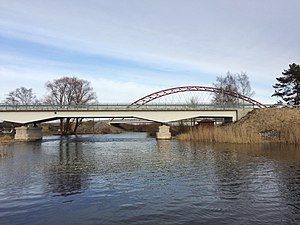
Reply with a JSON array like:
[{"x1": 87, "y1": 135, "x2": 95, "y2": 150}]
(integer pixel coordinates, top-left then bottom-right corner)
[{"x1": 272, "y1": 63, "x2": 300, "y2": 105}]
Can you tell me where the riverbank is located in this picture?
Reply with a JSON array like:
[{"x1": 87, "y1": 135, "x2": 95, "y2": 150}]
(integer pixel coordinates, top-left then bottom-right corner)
[
  {"x1": 41, "y1": 121, "x2": 123, "y2": 136},
  {"x1": 177, "y1": 108, "x2": 300, "y2": 144},
  {"x1": 0, "y1": 121, "x2": 123, "y2": 143},
  {"x1": 0, "y1": 134, "x2": 14, "y2": 144}
]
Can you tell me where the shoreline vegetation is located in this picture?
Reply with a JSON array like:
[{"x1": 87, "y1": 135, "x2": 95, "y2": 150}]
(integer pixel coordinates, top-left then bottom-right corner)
[
  {"x1": 0, "y1": 122, "x2": 164, "y2": 143},
  {"x1": 0, "y1": 121, "x2": 124, "y2": 144},
  {"x1": 177, "y1": 108, "x2": 300, "y2": 144},
  {"x1": 42, "y1": 121, "x2": 123, "y2": 136},
  {"x1": 0, "y1": 134, "x2": 14, "y2": 144},
  {"x1": 0, "y1": 121, "x2": 187, "y2": 144}
]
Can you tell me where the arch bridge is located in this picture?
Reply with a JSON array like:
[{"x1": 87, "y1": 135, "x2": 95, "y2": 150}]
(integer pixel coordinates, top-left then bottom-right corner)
[
  {"x1": 130, "y1": 86, "x2": 264, "y2": 108},
  {"x1": 0, "y1": 86, "x2": 265, "y2": 140}
]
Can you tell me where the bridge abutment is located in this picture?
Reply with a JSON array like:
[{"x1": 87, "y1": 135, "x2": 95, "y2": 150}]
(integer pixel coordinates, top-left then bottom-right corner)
[
  {"x1": 156, "y1": 125, "x2": 171, "y2": 140},
  {"x1": 15, "y1": 126, "x2": 42, "y2": 141}
]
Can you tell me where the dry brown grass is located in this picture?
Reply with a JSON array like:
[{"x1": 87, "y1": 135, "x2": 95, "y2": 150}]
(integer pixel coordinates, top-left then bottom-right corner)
[
  {"x1": 178, "y1": 108, "x2": 300, "y2": 144},
  {"x1": 279, "y1": 124, "x2": 300, "y2": 144},
  {"x1": 0, "y1": 135, "x2": 14, "y2": 143},
  {"x1": 178, "y1": 126, "x2": 263, "y2": 144}
]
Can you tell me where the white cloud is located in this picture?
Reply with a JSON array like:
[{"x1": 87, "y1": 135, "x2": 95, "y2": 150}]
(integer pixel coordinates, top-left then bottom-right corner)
[{"x1": 0, "y1": 0, "x2": 299, "y2": 104}]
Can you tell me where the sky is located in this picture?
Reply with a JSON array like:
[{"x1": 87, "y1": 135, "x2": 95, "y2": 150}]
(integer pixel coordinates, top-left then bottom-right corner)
[{"x1": 0, "y1": 0, "x2": 299, "y2": 104}]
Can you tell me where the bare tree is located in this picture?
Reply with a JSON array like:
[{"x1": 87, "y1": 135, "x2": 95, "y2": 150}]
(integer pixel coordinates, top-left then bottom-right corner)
[
  {"x1": 212, "y1": 72, "x2": 239, "y2": 105},
  {"x1": 212, "y1": 71, "x2": 254, "y2": 105},
  {"x1": 237, "y1": 72, "x2": 255, "y2": 98},
  {"x1": 5, "y1": 87, "x2": 38, "y2": 105},
  {"x1": 45, "y1": 77, "x2": 72, "y2": 105},
  {"x1": 45, "y1": 77, "x2": 97, "y2": 104},
  {"x1": 45, "y1": 76, "x2": 97, "y2": 134},
  {"x1": 186, "y1": 96, "x2": 200, "y2": 108},
  {"x1": 68, "y1": 77, "x2": 97, "y2": 105}
]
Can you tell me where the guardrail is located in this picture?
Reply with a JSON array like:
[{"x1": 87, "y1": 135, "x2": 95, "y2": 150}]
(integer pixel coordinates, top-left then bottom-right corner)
[
  {"x1": 0, "y1": 104, "x2": 131, "y2": 110},
  {"x1": 0, "y1": 103, "x2": 264, "y2": 110}
]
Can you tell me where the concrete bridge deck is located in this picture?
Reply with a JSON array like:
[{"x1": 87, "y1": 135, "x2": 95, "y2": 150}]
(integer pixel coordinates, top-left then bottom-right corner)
[{"x1": 0, "y1": 104, "x2": 254, "y2": 124}]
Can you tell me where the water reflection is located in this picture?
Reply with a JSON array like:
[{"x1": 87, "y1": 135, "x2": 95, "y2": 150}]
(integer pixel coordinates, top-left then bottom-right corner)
[
  {"x1": 181, "y1": 142, "x2": 300, "y2": 223},
  {"x1": 213, "y1": 148, "x2": 246, "y2": 200},
  {"x1": 1, "y1": 134, "x2": 300, "y2": 224},
  {"x1": 157, "y1": 140, "x2": 171, "y2": 162},
  {"x1": 0, "y1": 145, "x2": 12, "y2": 159},
  {"x1": 46, "y1": 138, "x2": 95, "y2": 196}
]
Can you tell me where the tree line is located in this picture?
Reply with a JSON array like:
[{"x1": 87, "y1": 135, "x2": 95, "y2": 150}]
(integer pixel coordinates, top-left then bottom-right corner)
[
  {"x1": 4, "y1": 77, "x2": 97, "y2": 134},
  {"x1": 5, "y1": 64, "x2": 300, "y2": 108},
  {"x1": 208, "y1": 63, "x2": 300, "y2": 106},
  {"x1": 5, "y1": 76, "x2": 97, "y2": 106}
]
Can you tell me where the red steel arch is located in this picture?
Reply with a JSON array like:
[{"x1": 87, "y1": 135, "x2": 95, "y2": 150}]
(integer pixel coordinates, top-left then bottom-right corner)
[{"x1": 130, "y1": 86, "x2": 265, "y2": 108}]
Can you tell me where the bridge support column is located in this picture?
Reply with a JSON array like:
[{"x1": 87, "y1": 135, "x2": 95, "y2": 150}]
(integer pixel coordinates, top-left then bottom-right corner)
[
  {"x1": 15, "y1": 126, "x2": 42, "y2": 141},
  {"x1": 156, "y1": 125, "x2": 171, "y2": 140}
]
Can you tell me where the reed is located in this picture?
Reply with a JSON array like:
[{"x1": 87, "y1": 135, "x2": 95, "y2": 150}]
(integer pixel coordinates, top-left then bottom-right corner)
[
  {"x1": 178, "y1": 124, "x2": 300, "y2": 144},
  {"x1": 177, "y1": 126, "x2": 263, "y2": 143},
  {"x1": 279, "y1": 124, "x2": 300, "y2": 144},
  {"x1": 0, "y1": 135, "x2": 14, "y2": 143},
  {"x1": 178, "y1": 108, "x2": 300, "y2": 144}
]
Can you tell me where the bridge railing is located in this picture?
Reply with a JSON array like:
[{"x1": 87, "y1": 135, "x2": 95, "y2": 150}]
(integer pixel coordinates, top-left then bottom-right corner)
[
  {"x1": 0, "y1": 103, "x2": 266, "y2": 110},
  {"x1": 0, "y1": 104, "x2": 130, "y2": 110}
]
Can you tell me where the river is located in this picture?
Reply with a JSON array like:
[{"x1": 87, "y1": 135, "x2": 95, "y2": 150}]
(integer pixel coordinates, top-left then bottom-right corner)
[{"x1": 0, "y1": 132, "x2": 300, "y2": 225}]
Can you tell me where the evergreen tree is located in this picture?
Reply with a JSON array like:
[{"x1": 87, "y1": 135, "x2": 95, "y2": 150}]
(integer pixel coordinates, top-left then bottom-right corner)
[{"x1": 272, "y1": 63, "x2": 300, "y2": 105}]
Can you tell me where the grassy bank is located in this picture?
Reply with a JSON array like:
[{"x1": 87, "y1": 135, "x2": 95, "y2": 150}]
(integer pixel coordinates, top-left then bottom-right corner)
[{"x1": 177, "y1": 108, "x2": 300, "y2": 144}]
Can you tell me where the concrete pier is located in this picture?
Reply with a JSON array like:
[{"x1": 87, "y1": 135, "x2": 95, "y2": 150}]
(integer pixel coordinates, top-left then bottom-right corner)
[
  {"x1": 156, "y1": 125, "x2": 171, "y2": 140},
  {"x1": 15, "y1": 126, "x2": 42, "y2": 141}
]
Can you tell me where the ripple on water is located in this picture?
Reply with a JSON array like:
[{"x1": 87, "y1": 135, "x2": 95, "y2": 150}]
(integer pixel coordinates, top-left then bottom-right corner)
[{"x1": 1, "y1": 134, "x2": 300, "y2": 224}]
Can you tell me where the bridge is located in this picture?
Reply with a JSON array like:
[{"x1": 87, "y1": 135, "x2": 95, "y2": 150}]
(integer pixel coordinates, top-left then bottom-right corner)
[
  {"x1": 0, "y1": 86, "x2": 265, "y2": 140},
  {"x1": 0, "y1": 104, "x2": 253, "y2": 124}
]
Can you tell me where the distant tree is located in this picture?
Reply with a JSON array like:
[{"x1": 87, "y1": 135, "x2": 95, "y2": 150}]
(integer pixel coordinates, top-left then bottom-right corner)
[
  {"x1": 45, "y1": 76, "x2": 97, "y2": 105},
  {"x1": 212, "y1": 72, "x2": 254, "y2": 105},
  {"x1": 186, "y1": 96, "x2": 200, "y2": 108},
  {"x1": 237, "y1": 72, "x2": 255, "y2": 97},
  {"x1": 45, "y1": 76, "x2": 97, "y2": 134},
  {"x1": 272, "y1": 63, "x2": 300, "y2": 105},
  {"x1": 45, "y1": 77, "x2": 70, "y2": 105},
  {"x1": 5, "y1": 87, "x2": 38, "y2": 105}
]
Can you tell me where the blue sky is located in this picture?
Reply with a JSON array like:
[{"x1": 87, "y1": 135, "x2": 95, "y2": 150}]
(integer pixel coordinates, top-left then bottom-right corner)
[{"x1": 0, "y1": 0, "x2": 299, "y2": 103}]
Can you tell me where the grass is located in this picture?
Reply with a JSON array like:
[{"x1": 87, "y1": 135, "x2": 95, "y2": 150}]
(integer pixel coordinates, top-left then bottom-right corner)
[
  {"x1": 177, "y1": 126, "x2": 263, "y2": 144},
  {"x1": 279, "y1": 124, "x2": 300, "y2": 144},
  {"x1": 178, "y1": 108, "x2": 300, "y2": 144},
  {"x1": 0, "y1": 135, "x2": 14, "y2": 144}
]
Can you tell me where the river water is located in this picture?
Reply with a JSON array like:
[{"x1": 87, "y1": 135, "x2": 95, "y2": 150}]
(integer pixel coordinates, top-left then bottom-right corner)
[{"x1": 0, "y1": 132, "x2": 300, "y2": 225}]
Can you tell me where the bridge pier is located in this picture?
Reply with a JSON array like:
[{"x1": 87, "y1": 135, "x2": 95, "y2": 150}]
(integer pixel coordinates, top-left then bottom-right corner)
[
  {"x1": 15, "y1": 126, "x2": 42, "y2": 141},
  {"x1": 156, "y1": 125, "x2": 171, "y2": 140}
]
